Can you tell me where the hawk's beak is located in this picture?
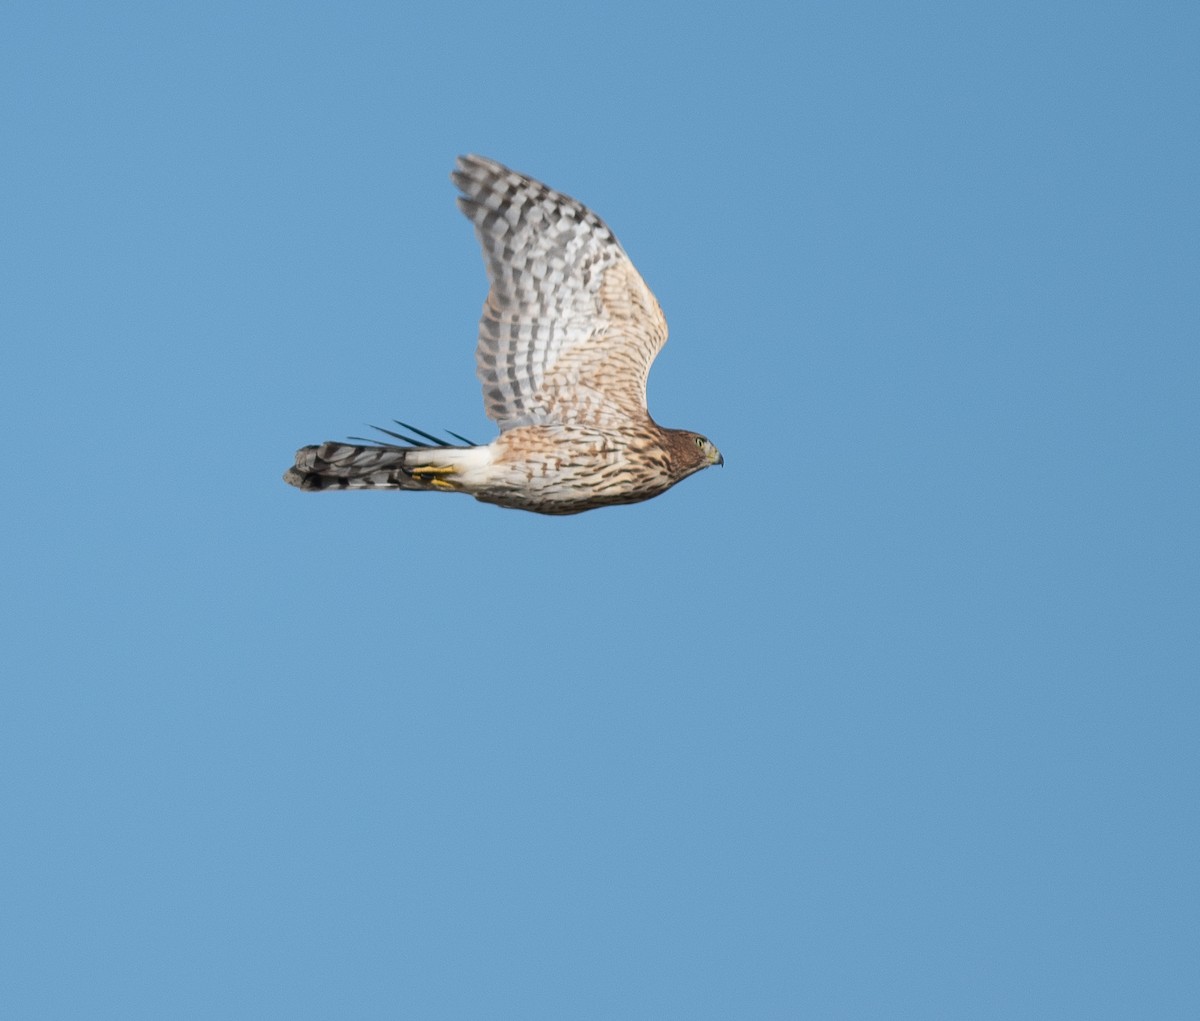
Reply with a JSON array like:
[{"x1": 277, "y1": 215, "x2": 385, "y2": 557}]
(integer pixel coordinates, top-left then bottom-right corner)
[{"x1": 710, "y1": 449, "x2": 724, "y2": 467}]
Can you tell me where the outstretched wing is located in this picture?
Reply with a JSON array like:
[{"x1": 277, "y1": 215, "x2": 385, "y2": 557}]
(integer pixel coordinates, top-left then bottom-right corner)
[{"x1": 452, "y1": 155, "x2": 668, "y2": 431}]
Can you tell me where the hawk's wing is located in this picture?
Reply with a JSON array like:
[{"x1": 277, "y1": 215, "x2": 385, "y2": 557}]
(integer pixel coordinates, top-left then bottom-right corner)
[{"x1": 452, "y1": 155, "x2": 668, "y2": 431}]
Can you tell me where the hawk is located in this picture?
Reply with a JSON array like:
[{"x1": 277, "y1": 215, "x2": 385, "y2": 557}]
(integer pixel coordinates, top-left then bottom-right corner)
[{"x1": 283, "y1": 154, "x2": 722, "y2": 515}]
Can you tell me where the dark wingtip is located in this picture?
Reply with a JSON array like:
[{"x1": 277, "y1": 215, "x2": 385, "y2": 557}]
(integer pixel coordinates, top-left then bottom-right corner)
[
  {"x1": 369, "y1": 423, "x2": 429, "y2": 447},
  {"x1": 393, "y1": 420, "x2": 460, "y2": 447},
  {"x1": 344, "y1": 420, "x2": 477, "y2": 449}
]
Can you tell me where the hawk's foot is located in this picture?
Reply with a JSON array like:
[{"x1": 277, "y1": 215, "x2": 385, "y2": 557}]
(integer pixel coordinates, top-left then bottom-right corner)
[{"x1": 410, "y1": 464, "x2": 459, "y2": 490}]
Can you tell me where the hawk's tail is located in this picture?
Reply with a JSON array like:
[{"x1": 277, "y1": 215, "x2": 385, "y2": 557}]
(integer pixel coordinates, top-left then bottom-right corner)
[
  {"x1": 285, "y1": 442, "x2": 420, "y2": 491},
  {"x1": 284, "y1": 442, "x2": 480, "y2": 492}
]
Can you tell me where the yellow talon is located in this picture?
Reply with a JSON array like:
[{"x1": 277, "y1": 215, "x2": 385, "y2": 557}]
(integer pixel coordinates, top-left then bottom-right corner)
[{"x1": 411, "y1": 464, "x2": 459, "y2": 489}]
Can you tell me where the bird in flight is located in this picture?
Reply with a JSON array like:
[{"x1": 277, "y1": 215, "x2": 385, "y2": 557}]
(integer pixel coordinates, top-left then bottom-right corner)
[{"x1": 283, "y1": 154, "x2": 722, "y2": 515}]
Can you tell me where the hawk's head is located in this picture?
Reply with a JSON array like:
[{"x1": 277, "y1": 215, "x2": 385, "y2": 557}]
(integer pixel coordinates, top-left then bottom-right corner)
[{"x1": 668, "y1": 430, "x2": 724, "y2": 479}]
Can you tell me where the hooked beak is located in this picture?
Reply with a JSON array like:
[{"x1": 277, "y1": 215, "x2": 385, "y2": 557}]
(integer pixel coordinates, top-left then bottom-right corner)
[{"x1": 710, "y1": 449, "x2": 724, "y2": 467}]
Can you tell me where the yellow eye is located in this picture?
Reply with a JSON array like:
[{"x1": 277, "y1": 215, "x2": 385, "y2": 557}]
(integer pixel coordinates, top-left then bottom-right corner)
[{"x1": 694, "y1": 436, "x2": 705, "y2": 447}]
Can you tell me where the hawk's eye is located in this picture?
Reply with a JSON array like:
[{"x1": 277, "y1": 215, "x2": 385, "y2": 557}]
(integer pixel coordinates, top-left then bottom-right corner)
[{"x1": 694, "y1": 436, "x2": 704, "y2": 447}]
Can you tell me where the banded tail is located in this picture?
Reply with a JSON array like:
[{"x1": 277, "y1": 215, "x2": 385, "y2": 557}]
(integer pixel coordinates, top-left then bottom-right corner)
[
  {"x1": 284, "y1": 422, "x2": 488, "y2": 493},
  {"x1": 284, "y1": 442, "x2": 464, "y2": 491}
]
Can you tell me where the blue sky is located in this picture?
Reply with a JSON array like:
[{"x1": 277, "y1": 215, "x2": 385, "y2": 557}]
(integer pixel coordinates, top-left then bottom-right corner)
[{"x1": 2, "y1": 2, "x2": 1197, "y2": 1017}]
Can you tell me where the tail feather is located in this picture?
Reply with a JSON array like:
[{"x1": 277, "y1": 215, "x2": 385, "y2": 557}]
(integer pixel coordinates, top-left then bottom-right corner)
[{"x1": 284, "y1": 442, "x2": 451, "y2": 491}]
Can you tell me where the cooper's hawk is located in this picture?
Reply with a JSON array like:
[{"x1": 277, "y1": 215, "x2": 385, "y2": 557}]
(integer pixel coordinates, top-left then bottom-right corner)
[{"x1": 284, "y1": 154, "x2": 722, "y2": 515}]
